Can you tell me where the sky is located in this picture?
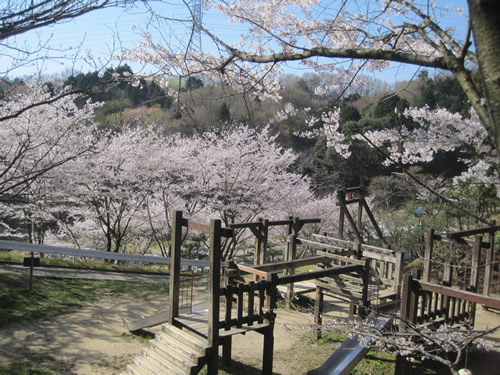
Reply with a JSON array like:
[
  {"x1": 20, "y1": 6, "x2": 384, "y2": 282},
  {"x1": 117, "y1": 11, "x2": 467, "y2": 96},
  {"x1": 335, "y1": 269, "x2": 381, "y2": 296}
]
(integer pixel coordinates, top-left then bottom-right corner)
[{"x1": 6, "y1": 0, "x2": 470, "y2": 84}]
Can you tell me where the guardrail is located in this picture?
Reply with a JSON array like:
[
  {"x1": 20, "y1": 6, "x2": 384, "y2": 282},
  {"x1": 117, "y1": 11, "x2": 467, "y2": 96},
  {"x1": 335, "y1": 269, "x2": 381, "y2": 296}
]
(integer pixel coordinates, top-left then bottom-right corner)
[{"x1": 0, "y1": 240, "x2": 211, "y2": 267}]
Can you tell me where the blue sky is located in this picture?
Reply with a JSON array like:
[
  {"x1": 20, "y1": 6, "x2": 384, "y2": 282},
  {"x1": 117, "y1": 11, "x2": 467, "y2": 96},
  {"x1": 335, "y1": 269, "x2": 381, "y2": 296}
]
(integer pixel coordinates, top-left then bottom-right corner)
[{"x1": 8, "y1": 0, "x2": 469, "y2": 84}]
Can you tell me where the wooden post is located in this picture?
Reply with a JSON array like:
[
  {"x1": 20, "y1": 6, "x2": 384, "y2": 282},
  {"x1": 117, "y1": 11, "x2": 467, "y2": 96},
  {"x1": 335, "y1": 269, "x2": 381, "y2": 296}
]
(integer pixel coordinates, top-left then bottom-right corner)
[
  {"x1": 361, "y1": 258, "x2": 371, "y2": 317},
  {"x1": 394, "y1": 251, "x2": 404, "y2": 293},
  {"x1": 28, "y1": 251, "x2": 34, "y2": 292},
  {"x1": 395, "y1": 274, "x2": 417, "y2": 375},
  {"x1": 286, "y1": 218, "x2": 298, "y2": 308},
  {"x1": 357, "y1": 194, "x2": 363, "y2": 241},
  {"x1": 442, "y1": 262, "x2": 453, "y2": 321},
  {"x1": 207, "y1": 219, "x2": 222, "y2": 375},
  {"x1": 256, "y1": 218, "x2": 269, "y2": 266},
  {"x1": 484, "y1": 222, "x2": 496, "y2": 295},
  {"x1": 169, "y1": 210, "x2": 183, "y2": 325},
  {"x1": 337, "y1": 190, "x2": 345, "y2": 239},
  {"x1": 470, "y1": 235, "x2": 481, "y2": 292},
  {"x1": 313, "y1": 286, "x2": 324, "y2": 339},
  {"x1": 262, "y1": 323, "x2": 274, "y2": 375},
  {"x1": 263, "y1": 272, "x2": 277, "y2": 375},
  {"x1": 222, "y1": 337, "x2": 232, "y2": 366},
  {"x1": 423, "y1": 228, "x2": 434, "y2": 282}
]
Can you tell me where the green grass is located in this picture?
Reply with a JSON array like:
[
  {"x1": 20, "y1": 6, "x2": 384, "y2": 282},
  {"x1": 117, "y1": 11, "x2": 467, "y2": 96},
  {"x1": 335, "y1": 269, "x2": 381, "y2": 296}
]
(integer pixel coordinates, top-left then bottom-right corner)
[
  {"x1": 0, "y1": 272, "x2": 170, "y2": 328},
  {"x1": 0, "y1": 368, "x2": 53, "y2": 375}
]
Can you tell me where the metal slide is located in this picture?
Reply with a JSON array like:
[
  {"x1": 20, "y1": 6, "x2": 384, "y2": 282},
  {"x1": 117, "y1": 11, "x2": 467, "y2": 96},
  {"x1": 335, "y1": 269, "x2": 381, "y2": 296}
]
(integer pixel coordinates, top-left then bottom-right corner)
[{"x1": 306, "y1": 316, "x2": 392, "y2": 375}]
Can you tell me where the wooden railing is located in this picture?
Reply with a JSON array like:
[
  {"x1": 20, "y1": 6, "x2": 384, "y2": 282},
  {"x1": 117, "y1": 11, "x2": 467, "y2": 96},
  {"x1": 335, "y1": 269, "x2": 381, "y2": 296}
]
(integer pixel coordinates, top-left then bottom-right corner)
[
  {"x1": 400, "y1": 274, "x2": 500, "y2": 326},
  {"x1": 302, "y1": 234, "x2": 404, "y2": 293},
  {"x1": 219, "y1": 278, "x2": 276, "y2": 332}
]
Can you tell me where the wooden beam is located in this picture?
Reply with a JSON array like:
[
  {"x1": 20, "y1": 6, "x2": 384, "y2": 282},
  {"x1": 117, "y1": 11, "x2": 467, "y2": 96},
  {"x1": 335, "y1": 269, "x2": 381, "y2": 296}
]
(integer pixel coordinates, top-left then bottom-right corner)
[
  {"x1": 229, "y1": 222, "x2": 261, "y2": 230},
  {"x1": 446, "y1": 225, "x2": 500, "y2": 239},
  {"x1": 236, "y1": 264, "x2": 269, "y2": 279},
  {"x1": 276, "y1": 264, "x2": 363, "y2": 285},
  {"x1": 361, "y1": 197, "x2": 388, "y2": 246},
  {"x1": 185, "y1": 219, "x2": 233, "y2": 238}
]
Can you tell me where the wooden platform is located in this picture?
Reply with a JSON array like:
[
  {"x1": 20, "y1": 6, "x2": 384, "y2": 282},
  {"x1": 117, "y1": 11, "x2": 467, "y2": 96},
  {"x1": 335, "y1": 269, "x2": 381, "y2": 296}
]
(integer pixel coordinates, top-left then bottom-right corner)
[{"x1": 176, "y1": 309, "x2": 269, "y2": 339}]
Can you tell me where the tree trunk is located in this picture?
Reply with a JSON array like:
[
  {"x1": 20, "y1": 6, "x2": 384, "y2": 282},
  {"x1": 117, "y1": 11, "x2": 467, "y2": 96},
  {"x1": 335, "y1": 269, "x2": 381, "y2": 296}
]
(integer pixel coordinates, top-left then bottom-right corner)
[{"x1": 468, "y1": 0, "x2": 500, "y2": 167}]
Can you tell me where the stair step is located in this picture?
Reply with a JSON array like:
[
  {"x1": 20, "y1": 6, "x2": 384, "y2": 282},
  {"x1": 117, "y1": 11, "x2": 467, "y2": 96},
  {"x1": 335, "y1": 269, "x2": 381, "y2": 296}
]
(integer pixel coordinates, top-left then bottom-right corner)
[
  {"x1": 159, "y1": 324, "x2": 209, "y2": 355},
  {"x1": 133, "y1": 354, "x2": 165, "y2": 374},
  {"x1": 126, "y1": 363, "x2": 151, "y2": 375},
  {"x1": 142, "y1": 347, "x2": 186, "y2": 375},
  {"x1": 149, "y1": 339, "x2": 199, "y2": 368}
]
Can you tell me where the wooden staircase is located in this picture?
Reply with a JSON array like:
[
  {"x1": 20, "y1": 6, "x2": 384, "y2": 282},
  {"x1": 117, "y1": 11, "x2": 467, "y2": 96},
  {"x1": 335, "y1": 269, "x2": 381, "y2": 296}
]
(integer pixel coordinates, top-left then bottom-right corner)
[{"x1": 124, "y1": 323, "x2": 210, "y2": 375}]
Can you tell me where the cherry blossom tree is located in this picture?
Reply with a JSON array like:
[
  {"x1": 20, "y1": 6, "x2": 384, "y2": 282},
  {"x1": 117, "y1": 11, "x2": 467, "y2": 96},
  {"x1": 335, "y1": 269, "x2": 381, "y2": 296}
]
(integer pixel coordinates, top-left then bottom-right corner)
[
  {"x1": 143, "y1": 126, "x2": 316, "y2": 260},
  {"x1": 57, "y1": 126, "x2": 164, "y2": 253},
  {"x1": 123, "y1": 0, "x2": 500, "y2": 169},
  {"x1": 0, "y1": 83, "x2": 101, "y2": 201}
]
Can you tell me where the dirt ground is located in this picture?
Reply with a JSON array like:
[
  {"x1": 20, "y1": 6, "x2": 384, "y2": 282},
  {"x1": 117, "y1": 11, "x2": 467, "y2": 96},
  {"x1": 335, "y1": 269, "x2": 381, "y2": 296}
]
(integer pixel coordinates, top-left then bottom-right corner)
[
  {"x1": 0, "y1": 288, "x2": 499, "y2": 374},
  {"x1": 0, "y1": 292, "x2": 320, "y2": 375}
]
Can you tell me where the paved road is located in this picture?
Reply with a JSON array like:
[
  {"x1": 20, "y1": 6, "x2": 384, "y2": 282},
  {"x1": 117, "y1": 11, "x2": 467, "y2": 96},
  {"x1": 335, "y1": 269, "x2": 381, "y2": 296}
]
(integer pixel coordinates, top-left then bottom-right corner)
[{"x1": 0, "y1": 263, "x2": 170, "y2": 283}]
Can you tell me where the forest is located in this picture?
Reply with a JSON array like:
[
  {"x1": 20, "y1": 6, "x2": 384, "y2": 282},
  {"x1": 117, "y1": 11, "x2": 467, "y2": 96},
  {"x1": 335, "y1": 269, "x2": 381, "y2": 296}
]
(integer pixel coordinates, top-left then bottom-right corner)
[{"x1": 1, "y1": 65, "x2": 496, "y2": 264}]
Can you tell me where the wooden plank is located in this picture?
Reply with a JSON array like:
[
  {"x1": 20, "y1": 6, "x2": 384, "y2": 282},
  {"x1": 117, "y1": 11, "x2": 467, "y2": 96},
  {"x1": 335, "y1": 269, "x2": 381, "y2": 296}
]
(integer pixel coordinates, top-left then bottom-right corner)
[
  {"x1": 361, "y1": 250, "x2": 397, "y2": 263},
  {"x1": 240, "y1": 256, "x2": 331, "y2": 274},
  {"x1": 277, "y1": 264, "x2": 363, "y2": 285},
  {"x1": 359, "y1": 243, "x2": 395, "y2": 255},
  {"x1": 316, "y1": 251, "x2": 364, "y2": 265},
  {"x1": 297, "y1": 238, "x2": 349, "y2": 252},
  {"x1": 311, "y1": 234, "x2": 356, "y2": 248}
]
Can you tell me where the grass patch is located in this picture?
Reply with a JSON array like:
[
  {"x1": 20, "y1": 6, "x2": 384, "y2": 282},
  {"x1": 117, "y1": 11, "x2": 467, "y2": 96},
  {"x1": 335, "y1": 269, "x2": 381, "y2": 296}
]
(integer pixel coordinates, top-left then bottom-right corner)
[
  {"x1": 0, "y1": 369, "x2": 53, "y2": 375},
  {"x1": 0, "y1": 272, "x2": 169, "y2": 328}
]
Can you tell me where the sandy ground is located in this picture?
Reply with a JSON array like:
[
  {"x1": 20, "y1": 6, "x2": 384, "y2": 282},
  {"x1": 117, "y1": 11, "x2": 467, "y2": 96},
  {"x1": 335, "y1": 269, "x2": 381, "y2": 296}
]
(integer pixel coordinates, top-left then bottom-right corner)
[{"x1": 0, "y1": 281, "x2": 499, "y2": 374}]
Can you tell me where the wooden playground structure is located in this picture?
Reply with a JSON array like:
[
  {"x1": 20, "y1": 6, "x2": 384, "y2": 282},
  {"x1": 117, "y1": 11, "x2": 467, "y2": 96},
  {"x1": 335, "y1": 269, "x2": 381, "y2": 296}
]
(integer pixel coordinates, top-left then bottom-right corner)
[{"x1": 124, "y1": 186, "x2": 500, "y2": 375}]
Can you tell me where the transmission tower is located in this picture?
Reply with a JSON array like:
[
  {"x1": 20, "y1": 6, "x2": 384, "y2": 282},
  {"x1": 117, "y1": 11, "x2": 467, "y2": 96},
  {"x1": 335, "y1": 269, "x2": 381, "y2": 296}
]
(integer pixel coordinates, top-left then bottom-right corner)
[{"x1": 190, "y1": 0, "x2": 203, "y2": 52}]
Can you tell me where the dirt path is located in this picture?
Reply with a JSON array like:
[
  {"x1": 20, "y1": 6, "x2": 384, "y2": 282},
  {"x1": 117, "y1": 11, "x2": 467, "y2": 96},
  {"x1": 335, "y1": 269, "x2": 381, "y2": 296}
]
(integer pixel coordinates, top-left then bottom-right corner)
[{"x1": 0, "y1": 292, "x2": 315, "y2": 374}]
